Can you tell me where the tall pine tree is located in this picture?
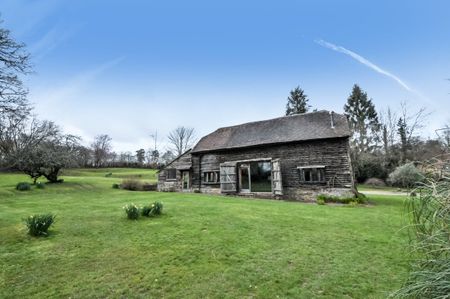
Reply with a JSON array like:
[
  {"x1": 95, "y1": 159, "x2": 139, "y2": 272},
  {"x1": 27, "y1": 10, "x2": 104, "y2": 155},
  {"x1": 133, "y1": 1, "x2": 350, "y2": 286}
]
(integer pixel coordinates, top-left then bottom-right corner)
[
  {"x1": 397, "y1": 117, "x2": 408, "y2": 163},
  {"x1": 344, "y1": 84, "x2": 380, "y2": 153},
  {"x1": 285, "y1": 86, "x2": 310, "y2": 116}
]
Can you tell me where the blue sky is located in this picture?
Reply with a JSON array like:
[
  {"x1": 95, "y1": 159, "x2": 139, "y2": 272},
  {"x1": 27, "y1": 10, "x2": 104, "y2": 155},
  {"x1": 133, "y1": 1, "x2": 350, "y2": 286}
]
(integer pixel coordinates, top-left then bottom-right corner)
[{"x1": 1, "y1": 0, "x2": 449, "y2": 152}]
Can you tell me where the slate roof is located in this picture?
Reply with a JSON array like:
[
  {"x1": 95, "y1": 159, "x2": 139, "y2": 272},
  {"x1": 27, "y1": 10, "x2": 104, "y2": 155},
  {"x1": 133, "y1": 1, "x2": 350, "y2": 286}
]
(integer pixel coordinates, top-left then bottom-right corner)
[{"x1": 191, "y1": 110, "x2": 350, "y2": 153}]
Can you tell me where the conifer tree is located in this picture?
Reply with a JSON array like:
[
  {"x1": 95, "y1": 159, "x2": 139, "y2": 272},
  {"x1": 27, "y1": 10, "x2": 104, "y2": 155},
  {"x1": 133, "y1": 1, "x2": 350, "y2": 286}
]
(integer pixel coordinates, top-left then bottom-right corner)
[
  {"x1": 343, "y1": 84, "x2": 380, "y2": 153},
  {"x1": 285, "y1": 86, "x2": 310, "y2": 115}
]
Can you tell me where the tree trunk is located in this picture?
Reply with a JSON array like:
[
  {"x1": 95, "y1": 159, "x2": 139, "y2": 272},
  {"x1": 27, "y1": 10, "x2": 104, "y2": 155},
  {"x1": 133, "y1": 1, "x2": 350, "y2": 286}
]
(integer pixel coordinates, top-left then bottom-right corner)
[{"x1": 44, "y1": 167, "x2": 61, "y2": 183}]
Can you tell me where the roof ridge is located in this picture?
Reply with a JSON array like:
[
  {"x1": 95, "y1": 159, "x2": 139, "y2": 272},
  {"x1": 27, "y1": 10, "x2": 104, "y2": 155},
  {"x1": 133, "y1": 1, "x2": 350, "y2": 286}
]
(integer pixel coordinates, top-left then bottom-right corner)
[{"x1": 214, "y1": 110, "x2": 334, "y2": 132}]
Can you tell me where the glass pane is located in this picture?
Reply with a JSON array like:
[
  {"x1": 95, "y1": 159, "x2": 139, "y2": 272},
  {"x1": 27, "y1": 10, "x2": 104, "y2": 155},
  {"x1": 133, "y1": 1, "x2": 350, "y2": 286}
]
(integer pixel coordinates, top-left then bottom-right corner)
[
  {"x1": 312, "y1": 169, "x2": 318, "y2": 181},
  {"x1": 250, "y1": 161, "x2": 272, "y2": 192},
  {"x1": 304, "y1": 169, "x2": 311, "y2": 181},
  {"x1": 240, "y1": 167, "x2": 250, "y2": 190}
]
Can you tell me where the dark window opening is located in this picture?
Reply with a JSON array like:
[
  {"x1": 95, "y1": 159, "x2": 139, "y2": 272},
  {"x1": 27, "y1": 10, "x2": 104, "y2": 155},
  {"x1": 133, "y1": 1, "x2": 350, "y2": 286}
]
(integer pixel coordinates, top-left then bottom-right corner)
[{"x1": 167, "y1": 169, "x2": 177, "y2": 180}]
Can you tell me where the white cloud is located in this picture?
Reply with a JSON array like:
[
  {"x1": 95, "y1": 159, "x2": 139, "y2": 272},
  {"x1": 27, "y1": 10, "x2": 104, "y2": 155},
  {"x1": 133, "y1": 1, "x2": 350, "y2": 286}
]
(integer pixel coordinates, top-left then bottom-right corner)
[{"x1": 315, "y1": 39, "x2": 412, "y2": 92}]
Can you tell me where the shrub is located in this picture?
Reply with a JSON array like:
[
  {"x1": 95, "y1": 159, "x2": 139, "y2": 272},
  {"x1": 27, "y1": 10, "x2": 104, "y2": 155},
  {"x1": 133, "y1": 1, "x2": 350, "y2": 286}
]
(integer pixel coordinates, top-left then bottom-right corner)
[
  {"x1": 121, "y1": 179, "x2": 143, "y2": 191},
  {"x1": 392, "y1": 175, "x2": 450, "y2": 298},
  {"x1": 35, "y1": 182, "x2": 45, "y2": 189},
  {"x1": 141, "y1": 201, "x2": 164, "y2": 217},
  {"x1": 354, "y1": 154, "x2": 389, "y2": 183},
  {"x1": 24, "y1": 214, "x2": 55, "y2": 236},
  {"x1": 388, "y1": 163, "x2": 425, "y2": 188},
  {"x1": 142, "y1": 183, "x2": 157, "y2": 191},
  {"x1": 348, "y1": 201, "x2": 359, "y2": 207},
  {"x1": 112, "y1": 183, "x2": 120, "y2": 189},
  {"x1": 317, "y1": 193, "x2": 365, "y2": 204},
  {"x1": 364, "y1": 178, "x2": 386, "y2": 187},
  {"x1": 123, "y1": 204, "x2": 140, "y2": 220},
  {"x1": 16, "y1": 182, "x2": 31, "y2": 191},
  {"x1": 152, "y1": 201, "x2": 163, "y2": 215},
  {"x1": 317, "y1": 199, "x2": 325, "y2": 205},
  {"x1": 141, "y1": 205, "x2": 153, "y2": 217}
]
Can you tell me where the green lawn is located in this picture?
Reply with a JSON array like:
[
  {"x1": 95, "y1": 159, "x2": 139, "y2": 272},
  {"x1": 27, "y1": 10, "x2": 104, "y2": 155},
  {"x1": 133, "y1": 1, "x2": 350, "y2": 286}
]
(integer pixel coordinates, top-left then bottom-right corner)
[
  {"x1": 357, "y1": 184, "x2": 405, "y2": 192},
  {"x1": 0, "y1": 169, "x2": 409, "y2": 298}
]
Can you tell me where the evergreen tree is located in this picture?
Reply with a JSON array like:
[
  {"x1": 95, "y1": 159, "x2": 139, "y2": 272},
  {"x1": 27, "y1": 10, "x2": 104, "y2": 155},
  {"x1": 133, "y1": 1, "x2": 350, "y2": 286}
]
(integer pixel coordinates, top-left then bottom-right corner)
[
  {"x1": 136, "y1": 149, "x2": 145, "y2": 164},
  {"x1": 397, "y1": 117, "x2": 408, "y2": 162},
  {"x1": 344, "y1": 84, "x2": 380, "y2": 153},
  {"x1": 285, "y1": 86, "x2": 310, "y2": 115}
]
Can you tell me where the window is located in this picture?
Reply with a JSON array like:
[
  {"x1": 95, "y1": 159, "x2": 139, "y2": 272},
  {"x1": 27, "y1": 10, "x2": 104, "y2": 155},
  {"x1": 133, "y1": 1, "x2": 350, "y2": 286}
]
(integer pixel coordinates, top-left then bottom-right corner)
[
  {"x1": 203, "y1": 171, "x2": 219, "y2": 183},
  {"x1": 167, "y1": 169, "x2": 177, "y2": 180},
  {"x1": 298, "y1": 166, "x2": 325, "y2": 183}
]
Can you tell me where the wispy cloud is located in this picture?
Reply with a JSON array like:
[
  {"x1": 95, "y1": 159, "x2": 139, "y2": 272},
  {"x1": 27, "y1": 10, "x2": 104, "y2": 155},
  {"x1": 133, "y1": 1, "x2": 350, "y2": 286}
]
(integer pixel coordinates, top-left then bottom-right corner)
[
  {"x1": 31, "y1": 56, "x2": 125, "y2": 110},
  {"x1": 30, "y1": 56, "x2": 126, "y2": 144},
  {"x1": 1, "y1": 0, "x2": 61, "y2": 37},
  {"x1": 29, "y1": 24, "x2": 82, "y2": 61},
  {"x1": 315, "y1": 39, "x2": 412, "y2": 92}
]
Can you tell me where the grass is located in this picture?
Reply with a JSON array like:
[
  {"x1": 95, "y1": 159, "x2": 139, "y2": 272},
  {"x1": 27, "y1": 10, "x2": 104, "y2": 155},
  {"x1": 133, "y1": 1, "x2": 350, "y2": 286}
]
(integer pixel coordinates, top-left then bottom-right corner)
[
  {"x1": 0, "y1": 169, "x2": 409, "y2": 298},
  {"x1": 357, "y1": 183, "x2": 405, "y2": 192},
  {"x1": 62, "y1": 167, "x2": 157, "y2": 182}
]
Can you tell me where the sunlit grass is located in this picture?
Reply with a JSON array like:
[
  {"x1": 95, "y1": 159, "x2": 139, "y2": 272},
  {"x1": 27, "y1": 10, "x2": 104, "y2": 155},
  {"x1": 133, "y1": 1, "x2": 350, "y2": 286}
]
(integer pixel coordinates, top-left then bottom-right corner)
[{"x1": 0, "y1": 169, "x2": 409, "y2": 298}]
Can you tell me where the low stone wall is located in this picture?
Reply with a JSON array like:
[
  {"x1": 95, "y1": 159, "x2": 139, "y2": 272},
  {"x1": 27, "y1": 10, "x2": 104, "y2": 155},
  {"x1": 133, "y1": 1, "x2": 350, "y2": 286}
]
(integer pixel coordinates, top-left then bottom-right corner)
[{"x1": 283, "y1": 187, "x2": 354, "y2": 202}]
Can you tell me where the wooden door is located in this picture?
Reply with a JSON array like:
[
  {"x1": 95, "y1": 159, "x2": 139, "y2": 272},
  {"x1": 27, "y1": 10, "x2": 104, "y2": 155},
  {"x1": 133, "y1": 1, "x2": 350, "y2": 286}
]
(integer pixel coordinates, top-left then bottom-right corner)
[
  {"x1": 220, "y1": 163, "x2": 237, "y2": 193},
  {"x1": 271, "y1": 159, "x2": 283, "y2": 195},
  {"x1": 182, "y1": 171, "x2": 190, "y2": 190}
]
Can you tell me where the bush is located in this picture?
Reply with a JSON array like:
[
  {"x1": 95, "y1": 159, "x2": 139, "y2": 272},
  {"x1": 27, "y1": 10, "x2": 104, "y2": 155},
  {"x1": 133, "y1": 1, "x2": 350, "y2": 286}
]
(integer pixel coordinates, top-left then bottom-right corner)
[
  {"x1": 16, "y1": 182, "x2": 31, "y2": 191},
  {"x1": 35, "y1": 182, "x2": 45, "y2": 189},
  {"x1": 121, "y1": 179, "x2": 143, "y2": 191},
  {"x1": 123, "y1": 203, "x2": 140, "y2": 219},
  {"x1": 388, "y1": 163, "x2": 425, "y2": 188},
  {"x1": 112, "y1": 183, "x2": 120, "y2": 189},
  {"x1": 24, "y1": 214, "x2": 55, "y2": 236},
  {"x1": 152, "y1": 201, "x2": 163, "y2": 215},
  {"x1": 142, "y1": 183, "x2": 157, "y2": 191},
  {"x1": 348, "y1": 201, "x2": 359, "y2": 207},
  {"x1": 392, "y1": 175, "x2": 450, "y2": 298},
  {"x1": 141, "y1": 201, "x2": 164, "y2": 217},
  {"x1": 364, "y1": 178, "x2": 386, "y2": 187},
  {"x1": 317, "y1": 193, "x2": 365, "y2": 204},
  {"x1": 141, "y1": 205, "x2": 153, "y2": 217},
  {"x1": 354, "y1": 154, "x2": 389, "y2": 183},
  {"x1": 317, "y1": 199, "x2": 325, "y2": 205}
]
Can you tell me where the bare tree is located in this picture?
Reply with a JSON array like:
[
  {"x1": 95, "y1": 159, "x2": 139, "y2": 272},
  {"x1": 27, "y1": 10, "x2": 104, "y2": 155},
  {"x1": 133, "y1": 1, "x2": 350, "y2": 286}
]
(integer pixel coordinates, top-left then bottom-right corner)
[
  {"x1": 397, "y1": 101, "x2": 432, "y2": 162},
  {"x1": 436, "y1": 124, "x2": 450, "y2": 152},
  {"x1": 91, "y1": 134, "x2": 112, "y2": 167},
  {"x1": 9, "y1": 121, "x2": 80, "y2": 183},
  {"x1": 167, "y1": 126, "x2": 196, "y2": 156},
  {"x1": 0, "y1": 116, "x2": 59, "y2": 166},
  {"x1": 400, "y1": 101, "x2": 431, "y2": 144},
  {"x1": 379, "y1": 107, "x2": 398, "y2": 155},
  {"x1": 0, "y1": 20, "x2": 31, "y2": 120}
]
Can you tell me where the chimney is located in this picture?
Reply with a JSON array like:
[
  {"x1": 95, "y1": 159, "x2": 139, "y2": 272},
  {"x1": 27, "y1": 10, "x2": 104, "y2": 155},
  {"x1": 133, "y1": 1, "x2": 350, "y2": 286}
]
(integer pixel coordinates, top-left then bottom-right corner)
[{"x1": 330, "y1": 111, "x2": 335, "y2": 129}]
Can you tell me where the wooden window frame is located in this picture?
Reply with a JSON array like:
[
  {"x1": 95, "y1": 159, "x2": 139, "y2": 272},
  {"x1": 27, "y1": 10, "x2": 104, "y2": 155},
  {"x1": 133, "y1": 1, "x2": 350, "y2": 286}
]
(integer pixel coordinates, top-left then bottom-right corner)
[
  {"x1": 297, "y1": 165, "x2": 326, "y2": 184},
  {"x1": 166, "y1": 168, "x2": 177, "y2": 181},
  {"x1": 203, "y1": 171, "x2": 220, "y2": 184}
]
